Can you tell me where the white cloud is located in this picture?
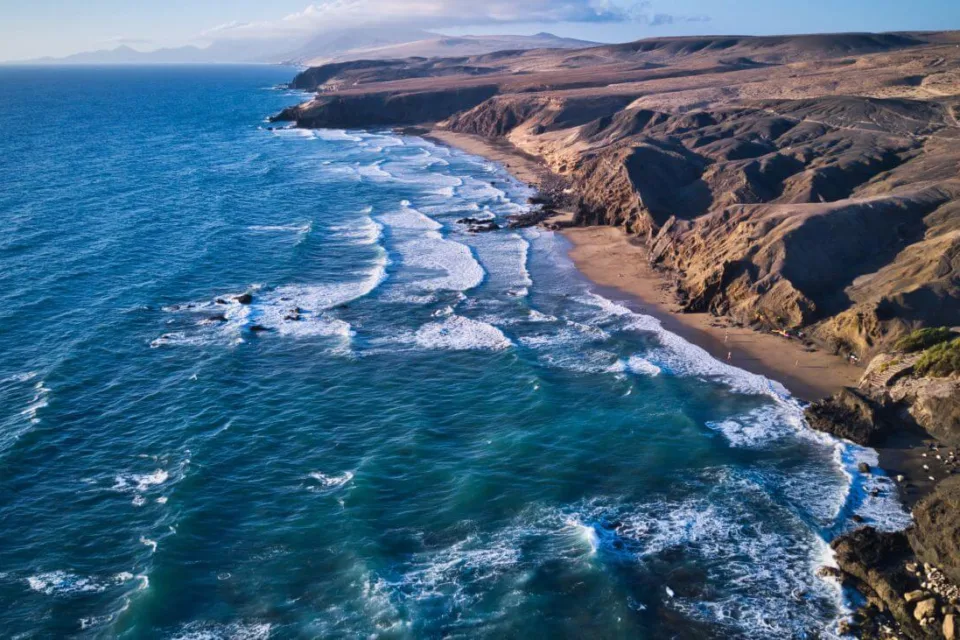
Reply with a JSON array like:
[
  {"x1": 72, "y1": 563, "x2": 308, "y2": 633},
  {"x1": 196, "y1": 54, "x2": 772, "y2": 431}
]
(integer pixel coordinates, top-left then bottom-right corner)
[{"x1": 203, "y1": 0, "x2": 655, "y2": 40}]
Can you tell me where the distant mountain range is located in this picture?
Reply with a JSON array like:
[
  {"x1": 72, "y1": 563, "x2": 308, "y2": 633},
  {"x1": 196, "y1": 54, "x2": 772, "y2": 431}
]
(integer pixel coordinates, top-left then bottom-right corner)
[{"x1": 10, "y1": 30, "x2": 598, "y2": 66}]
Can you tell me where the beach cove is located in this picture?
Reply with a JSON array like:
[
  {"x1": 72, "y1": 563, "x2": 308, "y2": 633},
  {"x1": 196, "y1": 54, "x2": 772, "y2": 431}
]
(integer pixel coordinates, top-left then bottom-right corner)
[{"x1": 0, "y1": 65, "x2": 913, "y2": 638}]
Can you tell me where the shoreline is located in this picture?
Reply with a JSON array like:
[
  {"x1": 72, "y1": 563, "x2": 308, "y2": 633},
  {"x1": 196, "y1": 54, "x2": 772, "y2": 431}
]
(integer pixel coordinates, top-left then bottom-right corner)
[
  {"x1": 422, "y1": 126, "x2": 937, "y2": 507},
  {"x1": 423, "y1": 127, "x2": 863, "y2": 402}
]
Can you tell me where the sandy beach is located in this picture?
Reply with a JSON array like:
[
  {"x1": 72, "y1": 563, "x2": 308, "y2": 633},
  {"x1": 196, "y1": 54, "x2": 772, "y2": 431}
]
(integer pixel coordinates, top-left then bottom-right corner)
[
  {"x1": 562, "y1": 225, "x2": 864, "y2": 401},
  {"x1": 427, "y1": 128, "x2": 863, "y2": 402}
]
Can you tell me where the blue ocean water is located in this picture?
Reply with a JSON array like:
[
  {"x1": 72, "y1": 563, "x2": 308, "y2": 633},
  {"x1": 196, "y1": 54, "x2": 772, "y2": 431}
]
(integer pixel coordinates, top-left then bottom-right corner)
[{"x1": 0, "y1": 66, "x2": 910, "y2": 639}]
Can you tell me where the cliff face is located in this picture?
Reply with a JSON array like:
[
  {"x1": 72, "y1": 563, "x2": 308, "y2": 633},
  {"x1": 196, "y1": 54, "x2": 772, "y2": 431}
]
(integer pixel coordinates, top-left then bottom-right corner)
[
  {"x1": 275, "y1": 31, "x2": 960, "y2": 357},
  {"x1": 272, "y1": 85, "x2": 499, "y2": 128}
]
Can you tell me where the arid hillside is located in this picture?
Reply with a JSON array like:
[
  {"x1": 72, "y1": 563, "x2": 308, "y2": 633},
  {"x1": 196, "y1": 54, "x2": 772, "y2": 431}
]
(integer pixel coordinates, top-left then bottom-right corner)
[{"x1": 274, "y1": 31, "x2": 960, "y2": 358}]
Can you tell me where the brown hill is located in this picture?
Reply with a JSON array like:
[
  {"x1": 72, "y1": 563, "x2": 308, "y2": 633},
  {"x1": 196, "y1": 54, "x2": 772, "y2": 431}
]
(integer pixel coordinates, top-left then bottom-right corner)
[{"x1": 273, "y1": 30, "x2": 960, "y2": 359}]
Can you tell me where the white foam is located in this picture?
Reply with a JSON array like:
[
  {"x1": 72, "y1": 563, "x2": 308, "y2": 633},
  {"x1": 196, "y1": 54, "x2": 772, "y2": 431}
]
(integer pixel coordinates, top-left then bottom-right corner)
[
  {"x1": 566, "y1": 518, "x2": 600, "y2": 554},
  {"x1": 463, "y1": 231, "x2": 532, "y2": 294},
  {"x1": 140, "y1": 536, "x2": 158, "y2": 553},
  {"x1": 79, "y1": 614, "x2": 114, "y2": 630},
  {"x1": 559, "y1": 472, "x2": 848, "y2": 638},
  {"x1": 377, "y1": 202, "x2": 442, "y2": 231},
  {"x1": 573, "y1": 291, "x2": 790, "y2": 400},
  {"x1": 533, "y1": 347, "x2": 624, "y2": 375},
  {"x1": 27, "y1": 570, "x2": 133, "y2": 596},
  {"x1": 312, "y1": 129, "x2": 363, "y2": 142},
  {"x1": 247, "y1": 222, "x2": 312, "y2": 235},
  {"x1": 168, "y1": 622, "x2": 272, "y2": 640},
  {"x1": 527, "y1": 309, "x2": 557, "y2": 323},
  {"x1": 307, "y1": 470, "x2": 355, "y2": 490},
  {"x1": 133, "y1": 469, "x2": 169, "y2": 491},
  {"x1": 625, "y1": 355, "x2": 661, "y2": 377},
  {"x1": 835, "y1": 444, "x2": 912, "y2": 531},
  {"x1": 357, "y1": 160, "x2": 392, "y2": 180},
  {"x1": 411, "y1": 315, "x2": 512, "y2": 351},
  {"x1": 150, "y1": 332, "x2": 211, "y2": 349},
  {"x1": 19, "y1": 380, "x2": 50, "y2": 425},
  {"x1": 2, "y1": 371, "x2": 38, "y2": 384},
  {"x1": 377, "y1": 533, "x2": 521, "y2": 609},
  {"x1": 330, "y1": 215, "x2": 382, "y2": 245},
  {"x1": 378, "y1": 205, "x2": 485, "y2": 294},
  {"x1": 112, "y1": 468, "x2": 170, "y2": 506},
  {"x1": 158, "y1": 245, "x2": 385, "y2": 345},
  {"x1": 271, "y1": 127, "x2": 316, "y2": 140},
  {"x1": 705, "y1": 405, "x2": 804, "y2": 448}
]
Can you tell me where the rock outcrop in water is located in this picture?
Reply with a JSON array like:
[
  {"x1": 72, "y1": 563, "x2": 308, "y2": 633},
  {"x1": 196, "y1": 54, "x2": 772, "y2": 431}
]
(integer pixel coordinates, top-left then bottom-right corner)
[{"x1": 805, "y1": 387, "x2": 891, "y2": 446}]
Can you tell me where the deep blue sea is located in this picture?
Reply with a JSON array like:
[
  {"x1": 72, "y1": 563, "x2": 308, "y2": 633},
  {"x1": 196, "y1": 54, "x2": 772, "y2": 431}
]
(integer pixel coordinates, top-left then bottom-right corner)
[{"x1": 0, "y1": 65, "x2": 910, "y2": 639}]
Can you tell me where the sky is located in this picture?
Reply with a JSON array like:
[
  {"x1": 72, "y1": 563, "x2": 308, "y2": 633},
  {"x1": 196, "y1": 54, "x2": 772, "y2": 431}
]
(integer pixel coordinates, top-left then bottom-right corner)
[{"x1": 2, "y1": 0, "x2": 960, "y2": 60}]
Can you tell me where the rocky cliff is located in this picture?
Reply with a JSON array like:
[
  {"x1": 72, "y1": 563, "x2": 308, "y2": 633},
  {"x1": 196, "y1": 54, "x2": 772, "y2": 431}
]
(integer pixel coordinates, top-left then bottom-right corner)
[{"x1": 275, "y1": 31, "x2": 960, "y2": 359}]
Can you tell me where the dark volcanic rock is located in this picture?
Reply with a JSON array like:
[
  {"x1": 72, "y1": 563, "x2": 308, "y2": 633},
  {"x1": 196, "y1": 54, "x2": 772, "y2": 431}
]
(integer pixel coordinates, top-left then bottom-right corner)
[
  {"x1": 832, "y1": 527, "x2": 926, "y2": 639},
  {"x1": 909, "y1": 475, "x2": 960, "y2": 586},
  {"x1": 804, "y1": 387, "x2": 889, "y2": 445},
  {"x1": 235, "y1": 293, "x2": 253, "y2": 305},
  {"x1": 506, "y1": 209, "x2": 556, "y2": 229},
  {"x1": 467, "y1": 221, "x2": 500, "y2": 233}
]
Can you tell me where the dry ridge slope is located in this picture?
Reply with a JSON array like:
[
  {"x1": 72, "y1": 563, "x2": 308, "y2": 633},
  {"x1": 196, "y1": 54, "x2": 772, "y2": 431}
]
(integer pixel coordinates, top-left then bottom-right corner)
[{"x1": 275, "y1": 30, "x2": 960, "y2": 361}]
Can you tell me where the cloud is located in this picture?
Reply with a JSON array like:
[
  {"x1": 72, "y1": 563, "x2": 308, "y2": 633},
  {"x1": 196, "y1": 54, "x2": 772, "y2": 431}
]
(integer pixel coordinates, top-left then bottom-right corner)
[
  {"x1": 647, "y1": 12, "x2": 711, "y2": 26},
  {"x1": 203, "y1": 0, "x2": 702, "y2": 40}
]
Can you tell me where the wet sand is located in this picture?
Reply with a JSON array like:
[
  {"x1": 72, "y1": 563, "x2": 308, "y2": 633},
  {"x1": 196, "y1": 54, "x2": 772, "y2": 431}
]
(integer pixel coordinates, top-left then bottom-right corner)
[{"x1": 562, "y1": 225, "x2": 863, "y2": 402}]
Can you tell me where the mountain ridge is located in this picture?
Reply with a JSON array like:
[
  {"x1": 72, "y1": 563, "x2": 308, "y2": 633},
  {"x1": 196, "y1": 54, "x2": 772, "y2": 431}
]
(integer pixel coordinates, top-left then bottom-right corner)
[{"x1": 6, "y1": 30, "x2": 598, "y2": 66}]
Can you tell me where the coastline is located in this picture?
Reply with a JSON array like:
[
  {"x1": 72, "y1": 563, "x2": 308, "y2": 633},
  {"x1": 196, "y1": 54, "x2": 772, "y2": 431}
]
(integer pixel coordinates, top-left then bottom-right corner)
[
  {"x1": 424, "y1": 127, "x2": 863, "y2": 403},
  {"x1": 422, "y1": 126, "x2": 945, "y2": 513},
  {"x1": 421, "y1": 128, "x2": 552, "y2": 189}
]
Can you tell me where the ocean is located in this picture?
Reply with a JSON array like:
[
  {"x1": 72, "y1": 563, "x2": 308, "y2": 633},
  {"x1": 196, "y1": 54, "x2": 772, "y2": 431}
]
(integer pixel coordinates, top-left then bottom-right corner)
[{"x1": 0, "y1": 65, "x2": 910, "y2": 639}]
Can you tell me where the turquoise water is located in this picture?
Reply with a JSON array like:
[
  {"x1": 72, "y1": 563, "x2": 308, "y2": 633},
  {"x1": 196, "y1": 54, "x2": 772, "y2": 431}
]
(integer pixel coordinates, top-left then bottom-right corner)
[{"x1": 0, "y1": 66, "x2": 909, "y2": 639}]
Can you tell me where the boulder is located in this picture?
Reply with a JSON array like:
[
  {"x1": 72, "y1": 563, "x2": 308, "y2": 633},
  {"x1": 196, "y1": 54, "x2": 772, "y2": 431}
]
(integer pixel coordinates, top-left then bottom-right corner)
[
  {"x1": 859, "y1": 462, "x2": 872, "y2": 474},
  {"x1": 914, "y1": 597, "x2": 937, "y2": 621},
  {"x1": 235, "y1": 293, "x2": 254, "y2": 305},
  {"x1": 468, "y1": 221, "x2": 500, "y2": 233},
  {"x1": 905, "y1": 589, "x2": 928, "y2": 603},
  {"x1": 804, "y1": 387, "x2": 889, "y2": 446},
  {"x1": 817, "y1": 566, "x2": 843, "y2": 580}
]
